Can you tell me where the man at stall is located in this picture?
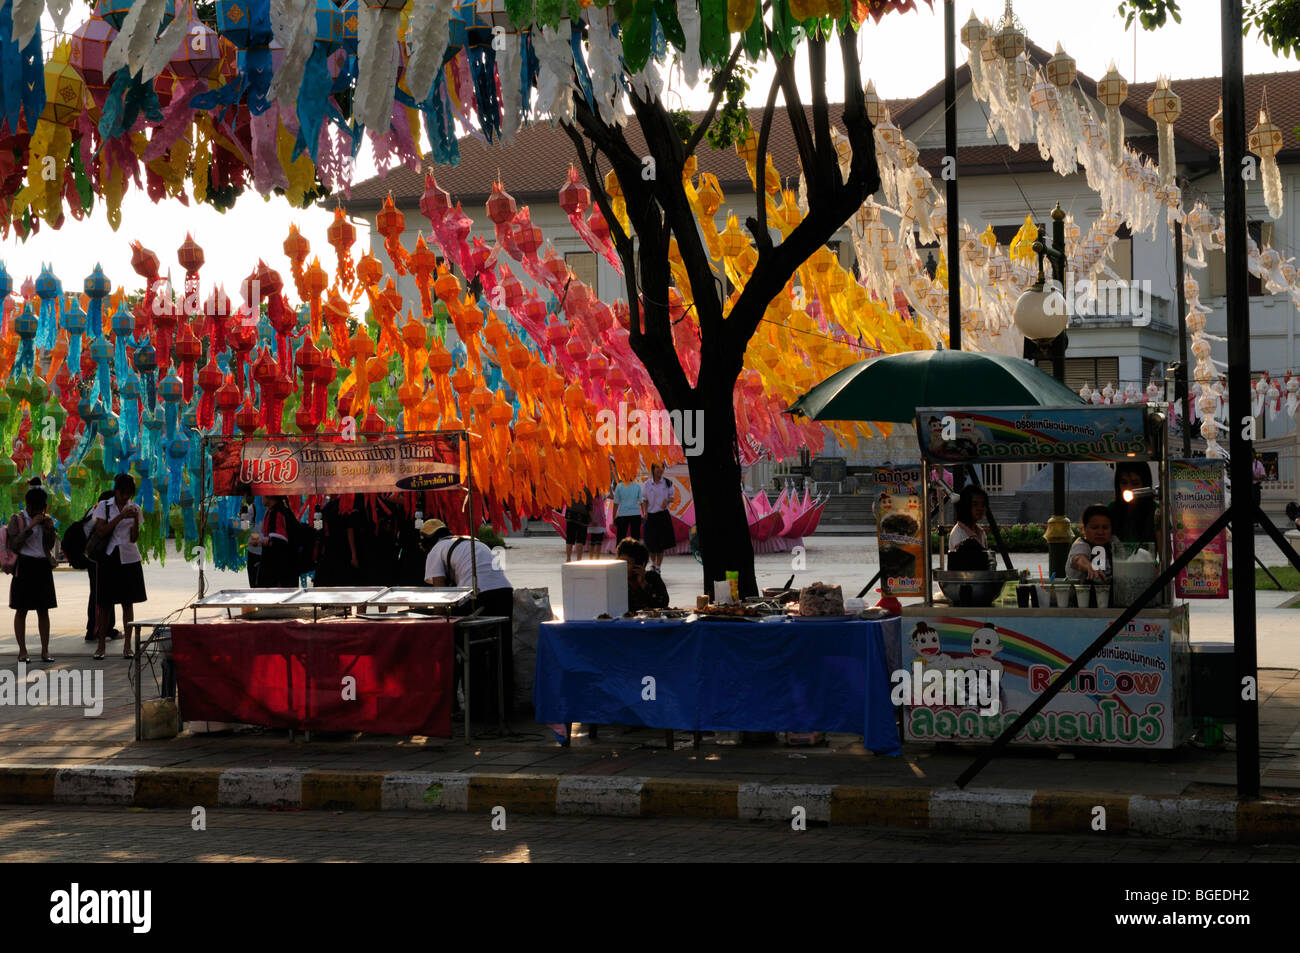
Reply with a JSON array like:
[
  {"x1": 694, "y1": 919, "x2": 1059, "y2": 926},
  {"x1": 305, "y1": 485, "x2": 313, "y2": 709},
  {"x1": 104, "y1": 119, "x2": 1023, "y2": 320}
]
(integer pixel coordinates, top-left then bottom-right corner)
[
  {"x1": 616, "y1": 538, "x2": 670, "y2": 611},
  {"x1": 424, "y1": 520, "x2": 517, "y2": 714},
  {"x1": 641, "y1": 463, "x2": 674, "y2": 572},
  {"x1": 1067, "y1": 504, "x2": 1116, "y2": 583}
]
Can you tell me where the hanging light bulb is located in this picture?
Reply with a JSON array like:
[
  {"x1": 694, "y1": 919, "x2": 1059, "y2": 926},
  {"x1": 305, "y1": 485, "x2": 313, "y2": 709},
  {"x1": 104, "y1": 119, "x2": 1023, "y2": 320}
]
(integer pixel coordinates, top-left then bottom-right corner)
[
  {"x1": 414, "y1": 509, "x2": 425, "y2": 530},
  {"x1": 313, "y1": 507, "x2": 323, "y2": 531}
]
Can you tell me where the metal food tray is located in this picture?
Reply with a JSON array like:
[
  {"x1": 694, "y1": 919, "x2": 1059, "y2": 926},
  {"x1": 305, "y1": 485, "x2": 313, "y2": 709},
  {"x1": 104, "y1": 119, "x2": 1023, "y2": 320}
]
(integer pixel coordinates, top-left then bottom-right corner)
[
  {"x1": 193, "y1": 588, "x2": 305, "y2": 607},
  {"x1": 280, "y1": 587, "x2": 387, "y2": 606},
  {"x1": 366, "y1": 587, "x2": 474, "y2": 607}
]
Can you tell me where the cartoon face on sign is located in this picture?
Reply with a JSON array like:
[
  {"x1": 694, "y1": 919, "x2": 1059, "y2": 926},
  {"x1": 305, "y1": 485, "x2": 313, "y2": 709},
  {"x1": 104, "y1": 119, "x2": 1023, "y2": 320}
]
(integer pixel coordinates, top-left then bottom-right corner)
[
  {"x1": 910, "y1": 622, "x2": 942, "y2": 657},
  {"x1": 968, "y1": 625, "x2": 1004, "y2": 672}
]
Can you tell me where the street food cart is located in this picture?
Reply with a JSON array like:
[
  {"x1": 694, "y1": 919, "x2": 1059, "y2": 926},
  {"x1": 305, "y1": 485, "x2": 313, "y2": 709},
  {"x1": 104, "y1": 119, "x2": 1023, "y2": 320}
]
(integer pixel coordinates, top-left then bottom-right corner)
[{"x1": 901, "y1": 404, "x2": 1193, "y2": 750}]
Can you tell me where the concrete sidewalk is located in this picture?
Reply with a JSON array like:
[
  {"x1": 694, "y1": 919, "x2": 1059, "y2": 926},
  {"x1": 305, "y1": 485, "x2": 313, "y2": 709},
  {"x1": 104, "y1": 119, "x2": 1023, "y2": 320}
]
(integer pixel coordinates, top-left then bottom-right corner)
[{"x1": 1, "y1": 655, "x2": 1297, "y2": 842}]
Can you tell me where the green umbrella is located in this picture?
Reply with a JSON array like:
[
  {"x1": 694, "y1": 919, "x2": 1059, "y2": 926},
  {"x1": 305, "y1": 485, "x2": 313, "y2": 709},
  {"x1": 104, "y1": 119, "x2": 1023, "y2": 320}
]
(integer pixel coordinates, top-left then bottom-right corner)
[{"x1": 786, "y1": 349, "x2": 1085, "y2": 423}]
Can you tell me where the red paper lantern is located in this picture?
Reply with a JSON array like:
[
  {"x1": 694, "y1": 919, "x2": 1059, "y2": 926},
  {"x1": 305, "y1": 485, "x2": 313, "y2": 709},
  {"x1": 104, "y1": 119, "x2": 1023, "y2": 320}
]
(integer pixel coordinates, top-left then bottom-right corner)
[
  {"x1": 486, "y1": 181, "x2": 517, "y2": 225},
  {"x1": 420, "y1": 173, "x2": 452, "y2": 222},
  {"x1": 558, "y1": 167, "x2": 589, "y2": 216},
  {"x1": 177, "y1": 233, "x2": 205, "y2": 277}
]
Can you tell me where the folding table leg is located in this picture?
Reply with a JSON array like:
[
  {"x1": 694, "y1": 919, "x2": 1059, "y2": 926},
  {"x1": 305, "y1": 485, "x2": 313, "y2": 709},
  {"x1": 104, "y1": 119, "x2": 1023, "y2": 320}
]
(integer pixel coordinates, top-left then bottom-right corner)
[
  {"x1": 693, "y1": 731, "x2": 702, "y2": 749},
  {"x1": 665, "y1": 730, "x2": 674, "y2": 749},
  {"x1": 589, "y1": 724, "x2": 599, "y2": 742}
]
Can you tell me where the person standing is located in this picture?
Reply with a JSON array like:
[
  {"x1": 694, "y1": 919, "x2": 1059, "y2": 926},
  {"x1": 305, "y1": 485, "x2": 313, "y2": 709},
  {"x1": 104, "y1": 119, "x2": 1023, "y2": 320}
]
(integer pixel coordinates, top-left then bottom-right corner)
[
  {"x1": 612, "y1": 478, "x2": 642, "y2": 542},
  {"x1": 586, "y1": 490, "x2": 607, "y2": 559},
  {"x1": 84, "y1": 490, "x2": 117, "y2": 642},
  {"x1": 242, "y1": 497, "x2": 262, "y2": 588},
  {"x1": 641, "y1": 463, "x2": 675, "y2": 572},
  {"x1": 424, "y1": 520, "x2": 516, "y2": 715},
  {"x1": 314, "y1": 495, "x2": 363, "y2": 587},
  {"x1": 8, "y1": 486, "x2": 57, "y2": 663},
  {"x1": 563, "y1": 492, "x2": 590, "y2": 562},
  {"x1": 90, "y1": 474, "x2": 147, "y2": 661},
  {"x1": 258, "y1": 496, "x2": 300, "y2": 588}
]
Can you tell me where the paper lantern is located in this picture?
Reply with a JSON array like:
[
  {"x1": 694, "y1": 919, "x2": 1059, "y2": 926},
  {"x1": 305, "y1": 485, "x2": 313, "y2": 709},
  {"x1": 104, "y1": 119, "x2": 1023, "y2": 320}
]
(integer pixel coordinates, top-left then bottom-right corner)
[
  {"x1": 1046, "y1": 43, "x2": 1076, "y2": 89},
  {"x1": 1096, "y1": 63, "x2": 1128, "y2": 166},
  {"x1": 1248, "y1": 98, "x2": 1285, "y2": 219},
  {"x1": 70, "y1": 15, "x2": 118, "y2": 93},
  {"x1": 42, "y1": 54, "x2": 85, "y2": 127},
  {"x1": 317, "y1": 0, "x2": 359, "y2": 53},
  {"x1": 864, "y1": 79, "x2": 882, "y2": 126},
  {"x1": 959, "y1": 12, "x2": 987, "y2": 52},
  {"x1": 169, "y1": 18, "x2": 222, "y2": 80},
  {"x1": 1146, "y1": 77, "x2": 1180, "y2": 186}
]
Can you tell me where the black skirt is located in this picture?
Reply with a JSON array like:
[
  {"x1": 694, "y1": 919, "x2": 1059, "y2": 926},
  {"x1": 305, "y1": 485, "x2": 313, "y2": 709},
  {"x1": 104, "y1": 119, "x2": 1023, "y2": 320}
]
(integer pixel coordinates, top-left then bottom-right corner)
[
  {"x1": 644, "y1": 510, "x2": 675, "y2": 553},
  {"x1": 9, "y1": 554, "x2": 56, "y2": 611},
  {"x1": 96, "y1": 549, "x2": 148, "y2": 606}
]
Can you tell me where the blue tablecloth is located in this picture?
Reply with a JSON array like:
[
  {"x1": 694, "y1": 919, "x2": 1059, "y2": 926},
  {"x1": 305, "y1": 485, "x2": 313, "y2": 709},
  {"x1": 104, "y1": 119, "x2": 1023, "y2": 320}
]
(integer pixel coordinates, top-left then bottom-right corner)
[{"x1": 534, "y1": 616, "x2": 901, "y2": 755}]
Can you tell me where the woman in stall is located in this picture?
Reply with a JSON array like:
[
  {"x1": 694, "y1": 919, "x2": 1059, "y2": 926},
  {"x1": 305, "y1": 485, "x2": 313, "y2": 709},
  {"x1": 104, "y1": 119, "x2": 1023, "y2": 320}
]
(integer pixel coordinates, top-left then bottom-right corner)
[
  {"x1": 946, "y1": 485, "x2": 992, "y2": 571},
  {"x1": 1109, "y1": 462, "x2": 1157, "y2": 545}
]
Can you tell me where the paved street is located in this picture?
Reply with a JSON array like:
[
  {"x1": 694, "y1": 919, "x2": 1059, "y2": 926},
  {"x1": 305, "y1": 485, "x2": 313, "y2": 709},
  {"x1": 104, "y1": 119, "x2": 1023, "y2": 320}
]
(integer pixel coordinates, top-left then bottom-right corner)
[{"x1": 2, "y1": 806, "x2": 1297, "y2": 863}]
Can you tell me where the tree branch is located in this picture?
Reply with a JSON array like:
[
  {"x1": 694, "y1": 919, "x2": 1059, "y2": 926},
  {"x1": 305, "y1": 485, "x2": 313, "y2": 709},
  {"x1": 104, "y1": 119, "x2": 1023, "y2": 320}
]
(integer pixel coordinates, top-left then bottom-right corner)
[
  {"x1": 808, "y1": 35, "x2": 837, "y2": 191},
  {"x1": 745, "y1": 72, "x2": 782, "y2": 253},
  {"x1": 774, "y1": 52, "x2": 816, "y2": 192},
  {"x1": 682, "y1": 31, "x2": 749, "y2": 159}
]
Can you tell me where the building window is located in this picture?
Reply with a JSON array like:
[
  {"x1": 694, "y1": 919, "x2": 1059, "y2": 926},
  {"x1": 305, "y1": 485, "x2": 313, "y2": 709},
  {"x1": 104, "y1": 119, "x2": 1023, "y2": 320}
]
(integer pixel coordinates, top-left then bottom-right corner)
[
  {"x1": 565, "y1": 251, "x2": 598, "y2": 293},
  {"x1": 1207, "y1": 221, "x2": 1270, "y2": 297},
  {"x1": 1034, "y1": 356, "x2": 1119, "y2": 393}
]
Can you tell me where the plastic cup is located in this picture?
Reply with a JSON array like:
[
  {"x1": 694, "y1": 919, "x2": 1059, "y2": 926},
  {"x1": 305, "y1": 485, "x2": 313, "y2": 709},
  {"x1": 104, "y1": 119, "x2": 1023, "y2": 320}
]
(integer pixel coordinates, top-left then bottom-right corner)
[
  {"x1": 1073, "y1": 584, "x2": 1089, "y2": 609},
  {"x1": 1053, "y1": 582, "x2": 1073, "y2": 608},
  {"x1": 1095, "y1": 587, "x2": 1110, "y2": 609},
  {"x1": 1035, "y1": 584, "x2": 1050, "y2": 608}
]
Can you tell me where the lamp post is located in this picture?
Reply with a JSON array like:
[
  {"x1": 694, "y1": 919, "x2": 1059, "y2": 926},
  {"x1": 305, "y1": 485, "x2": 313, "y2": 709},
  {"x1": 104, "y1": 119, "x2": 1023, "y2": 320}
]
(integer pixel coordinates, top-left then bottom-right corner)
[{"x1": 1014, "y1": 203, "x2": 1071, "y2": 578}]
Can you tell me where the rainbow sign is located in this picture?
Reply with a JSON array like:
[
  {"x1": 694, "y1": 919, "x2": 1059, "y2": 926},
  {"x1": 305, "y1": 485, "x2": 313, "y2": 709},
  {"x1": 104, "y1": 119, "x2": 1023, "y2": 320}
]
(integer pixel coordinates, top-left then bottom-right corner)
[
  {"x1": 916, "y1": 407, "x2": 1155, "y2": 463},
  {"x1": 899, "y1": 608, "x2": 1191, "y2": 749}
]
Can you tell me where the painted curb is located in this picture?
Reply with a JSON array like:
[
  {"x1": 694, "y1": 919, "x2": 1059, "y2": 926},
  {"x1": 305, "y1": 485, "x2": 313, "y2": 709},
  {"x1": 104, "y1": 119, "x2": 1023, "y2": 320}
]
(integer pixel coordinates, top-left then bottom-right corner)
[{"x1": 1, "y1": 765, "x2": 1295, "y2": 843}]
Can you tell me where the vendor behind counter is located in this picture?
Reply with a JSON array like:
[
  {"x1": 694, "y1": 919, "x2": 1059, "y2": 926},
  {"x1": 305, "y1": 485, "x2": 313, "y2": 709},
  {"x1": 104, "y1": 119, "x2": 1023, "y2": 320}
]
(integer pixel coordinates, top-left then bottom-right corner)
[
  {"x1": 947, "y1": 485, "x2": 992, "y2": 572},
  {"x1": 1109, "y1": 462, "x2": 1157, "y2": 544}
]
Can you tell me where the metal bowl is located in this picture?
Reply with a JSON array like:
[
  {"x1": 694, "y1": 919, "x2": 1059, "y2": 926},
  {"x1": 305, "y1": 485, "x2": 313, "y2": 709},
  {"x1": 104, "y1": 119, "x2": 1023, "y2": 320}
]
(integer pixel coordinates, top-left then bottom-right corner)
[{"x1": 933, "y1": 569, "x2": 1021, "y2": 607}]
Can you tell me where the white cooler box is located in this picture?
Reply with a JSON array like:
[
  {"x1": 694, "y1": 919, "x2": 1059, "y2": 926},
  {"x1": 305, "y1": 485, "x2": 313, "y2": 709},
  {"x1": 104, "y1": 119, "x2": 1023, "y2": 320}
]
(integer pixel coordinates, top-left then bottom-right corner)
[{"x1": 561, "y1": 560, "x2": 628, "y2": 620}]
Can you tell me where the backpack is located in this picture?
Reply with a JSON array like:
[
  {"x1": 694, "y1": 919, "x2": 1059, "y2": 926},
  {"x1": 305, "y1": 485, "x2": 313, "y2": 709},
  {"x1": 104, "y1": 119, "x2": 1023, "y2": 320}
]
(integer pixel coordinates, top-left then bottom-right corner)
[
  {"x1": 61, "y1": 507, "x2": 96, "y2": 570},
  {"x1": 441, "y1": 537, "x2": 471, "y2": 587}
]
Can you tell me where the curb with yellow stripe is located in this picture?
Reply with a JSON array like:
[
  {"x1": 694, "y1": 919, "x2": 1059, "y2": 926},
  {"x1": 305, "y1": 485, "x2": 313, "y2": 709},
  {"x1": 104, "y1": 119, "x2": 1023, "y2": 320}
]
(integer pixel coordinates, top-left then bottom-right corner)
[{"x1": 1, "y1": 765, "x2": 1294, "y2": 842}]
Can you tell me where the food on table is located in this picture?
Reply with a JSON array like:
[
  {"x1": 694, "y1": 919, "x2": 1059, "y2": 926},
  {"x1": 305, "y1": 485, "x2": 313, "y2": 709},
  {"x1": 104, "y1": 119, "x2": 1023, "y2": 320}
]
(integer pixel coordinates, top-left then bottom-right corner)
[{"x1": 798, "y1": 582, "x2": 844, "y2": 616}]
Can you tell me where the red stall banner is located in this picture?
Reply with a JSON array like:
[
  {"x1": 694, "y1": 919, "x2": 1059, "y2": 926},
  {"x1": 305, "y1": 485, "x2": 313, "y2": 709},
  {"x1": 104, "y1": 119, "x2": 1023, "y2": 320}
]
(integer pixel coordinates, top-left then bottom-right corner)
[
  {"x1": 170, "y1": 618, "x2": 455, "y2": 737},
  {"x1": 210, "y1": 432, "x2": 462, "y2": 496}
]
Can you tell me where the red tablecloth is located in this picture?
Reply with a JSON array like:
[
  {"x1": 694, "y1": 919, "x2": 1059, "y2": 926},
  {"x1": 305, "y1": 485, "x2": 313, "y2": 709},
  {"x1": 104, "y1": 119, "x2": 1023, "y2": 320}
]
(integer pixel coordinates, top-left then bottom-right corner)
[{"x1": 170, "y1": 618, "x2": 454, "y2": 737}]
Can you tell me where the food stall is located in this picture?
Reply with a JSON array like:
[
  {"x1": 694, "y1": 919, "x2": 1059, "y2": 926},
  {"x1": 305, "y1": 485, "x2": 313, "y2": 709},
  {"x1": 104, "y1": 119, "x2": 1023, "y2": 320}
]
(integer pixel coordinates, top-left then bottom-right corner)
[
  {"x1": 152, "y1": 586, "x2": 509, "y2": 742},
  {"x1": 534, "y1": 612, "x2": 901, "y2": 754},
  {"x1": 142, "y1": 429, "x2": 512, "y2": 743},
  {"x1": 902, "y1": 404, "x2": 1193, "y2": 750}
]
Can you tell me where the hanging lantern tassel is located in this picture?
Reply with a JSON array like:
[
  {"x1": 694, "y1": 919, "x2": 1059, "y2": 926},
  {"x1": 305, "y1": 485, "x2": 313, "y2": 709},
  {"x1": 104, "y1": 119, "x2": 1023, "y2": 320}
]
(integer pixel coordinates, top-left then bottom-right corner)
[
  {"x1": 1146, "y1": 76, "x2": 1179, "y2": 186},
  {"x1": 960, "y1": 12, "x2": 988, "y2": 100},
  {"x1": 354, "y1": 1, "x2": 405, "y2": 135},
  {"x1": 1097, "y1": 62, "x2": 1128, "y2": 167},
  {"x1": 1248, "y1": 96, "x2": 1285, "y2": 220}
]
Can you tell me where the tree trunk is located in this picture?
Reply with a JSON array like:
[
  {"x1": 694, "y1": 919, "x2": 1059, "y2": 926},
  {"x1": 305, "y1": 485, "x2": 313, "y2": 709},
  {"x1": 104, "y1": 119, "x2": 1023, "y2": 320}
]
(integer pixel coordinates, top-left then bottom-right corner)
[{"x1": 687, "y1": 376, "x2": 758, "y2": 599}]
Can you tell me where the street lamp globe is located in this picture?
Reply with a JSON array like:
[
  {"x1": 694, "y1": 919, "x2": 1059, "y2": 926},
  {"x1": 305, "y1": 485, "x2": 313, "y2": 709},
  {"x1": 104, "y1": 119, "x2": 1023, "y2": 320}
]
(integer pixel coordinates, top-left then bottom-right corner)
[{"x1": 1013, "y1": 282, "x2": 1069, "y2": 343}]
